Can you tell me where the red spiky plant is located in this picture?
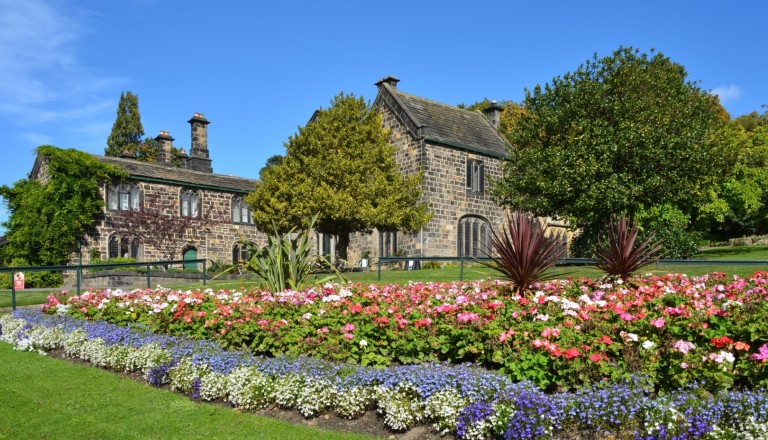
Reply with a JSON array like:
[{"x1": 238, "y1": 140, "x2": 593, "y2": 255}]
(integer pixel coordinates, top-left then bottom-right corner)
[
  {"x1": 482, "y1": 212, "x2": 567, "y2": 296},
  {"x1": 594, "y1": 215, "x2": 666, "y2": 281}
]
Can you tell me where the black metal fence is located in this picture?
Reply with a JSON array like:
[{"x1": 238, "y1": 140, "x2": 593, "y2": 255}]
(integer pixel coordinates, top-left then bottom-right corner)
[
  {"x1": 376, "y1": 256, "x2": 768, "y2": 282},
  {"x1": 0, "y1": 259, "x2": 209, "y2": 311}
]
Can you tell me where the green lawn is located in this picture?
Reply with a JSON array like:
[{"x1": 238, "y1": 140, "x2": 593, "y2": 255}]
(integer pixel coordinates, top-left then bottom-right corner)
[{"x1": 0, "y1": 342, "x2": 378, "y2": 440}]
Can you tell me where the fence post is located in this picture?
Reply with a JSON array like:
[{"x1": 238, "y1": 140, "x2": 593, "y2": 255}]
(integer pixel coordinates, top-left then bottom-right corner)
[
  {"x1": 203, "y1": 260, "x2": 207, "y2": 286},
  {"x1": 377, "y1": 258, "x2": 382, "y2": 282},
  {"x1": 146, "y1": 263, "x2": 151, "y2": 289},
  {"x1": 77, "y1": 241, "x2": 83, "y2": 295},
  {"x1": 11, "y1": 281, "x2": 16, "y2": 311},
  {"x1": 459, "y1": 257, "x2": 465, "y2": 281}
]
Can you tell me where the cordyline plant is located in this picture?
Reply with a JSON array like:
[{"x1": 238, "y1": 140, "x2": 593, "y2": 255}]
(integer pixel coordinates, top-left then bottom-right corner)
[
  {"x1": 241, "y1": 214, "x2": 342, "y2": 292},
  {"x1": 594, "y1": 215, "x2": 666, "y2": 280},
  {"x1": 481, "y1": 211, "x2": 566, "y2": 295}
]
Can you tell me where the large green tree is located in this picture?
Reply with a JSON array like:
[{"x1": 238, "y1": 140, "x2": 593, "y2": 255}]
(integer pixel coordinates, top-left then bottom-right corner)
[
  {"x1": 246, "y1": 93, "x2": 431, "y2": 260},
  {"x1": 697, "y1": 110, "x2": 768, "y2": 239},
  {"x1": 105, "y1": 91, "x2": 145, "y2": 157},
  {"x1": 0, "y1": 146, "x2": 124, "y2": 266},
  {"x1": 493, "y1": 47, "x2": 735, "y2": 256}
]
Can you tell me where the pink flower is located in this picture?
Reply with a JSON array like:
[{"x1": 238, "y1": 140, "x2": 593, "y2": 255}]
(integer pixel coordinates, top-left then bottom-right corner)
[
  {"x1": 343, "y1": 323, "x2": 356, "y2": 332},
  {"x1": 541, "y1": 327, "x2": 561, "y2": 339},
  {"x1": 650, "y1": 318, "x2": 665, "y2": 328},
  {"x1": 532, "y1": 339, "x2": 544, "y2": 348},
  {"x1": 343, "y1": 333, "x2": 354, "y2": 340},
  {"x1": 317, "y1": 327, "x2": 329, "y2": 334},
  {"x1": 680, "y1": 362, "x2": 689, "y2": 369},
  {"x1": 588, "y1": 353, "x2": 604, "y2": 363},
  {"x1": 499, "y1": 329, "x2": 515, "y2": 342},
  {"x1": 673, "y1": 340, "x2": 696, "y2": 355},
  {"x1": 457, "y1": 312, "x2": 480, "y2": 323},
  {"x1": 750, "y1": 344, "x2": 768, "y2": 362}
]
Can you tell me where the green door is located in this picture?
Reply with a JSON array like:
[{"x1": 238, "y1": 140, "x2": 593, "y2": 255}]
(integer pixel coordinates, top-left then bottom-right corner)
[{"x1": 183, "y1": 248, "x2": 197, "y2": 270}]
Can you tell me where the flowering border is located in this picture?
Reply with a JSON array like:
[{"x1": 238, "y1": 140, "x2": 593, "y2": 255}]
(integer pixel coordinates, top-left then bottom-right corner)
[{"x1": 3, "y1": 309, "x2": 768, "y2": 439}]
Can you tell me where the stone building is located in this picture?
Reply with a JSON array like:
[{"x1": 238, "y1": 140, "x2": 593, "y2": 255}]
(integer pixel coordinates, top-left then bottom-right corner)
[
  {"x1": 29, "y1": 113, "x2": 263, "y2": 267},
  {"x1": 346, "y1": 77, "x2": 568, "y2": 262}
]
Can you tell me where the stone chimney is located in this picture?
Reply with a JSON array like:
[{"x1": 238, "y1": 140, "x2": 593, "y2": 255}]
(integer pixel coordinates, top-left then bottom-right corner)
[
  {"x1": 177, "y1": 148, "x2": 188, "y2": 170},
  {"x1": 187, "y1": 113, "x2": 213, "y2": 173},
  {"x1": 483, "y1": 101, "x2": 503, "y2": 130},
  {"x1": 375, "y1": 75, "x2": 400, "y2": 89},
  {"x1": 155, "y1": 130, "x2": 174, "y2": 166}
]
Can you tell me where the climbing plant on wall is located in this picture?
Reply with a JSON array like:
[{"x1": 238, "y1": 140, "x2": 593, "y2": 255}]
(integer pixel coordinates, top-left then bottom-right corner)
[{"x1": 0, "y1": 145, "x2": 125, "y2": 266}]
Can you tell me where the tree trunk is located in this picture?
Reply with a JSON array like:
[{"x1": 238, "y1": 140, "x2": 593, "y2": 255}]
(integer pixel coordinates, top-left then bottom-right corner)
[{"x1": 336, "y1": 231, "x2": 350, "y2": 261}]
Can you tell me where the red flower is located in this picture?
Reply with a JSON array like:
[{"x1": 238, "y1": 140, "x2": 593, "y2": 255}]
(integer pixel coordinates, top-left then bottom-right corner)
[
  {"x1": 710, "y1": 335, "x2": 734, "y2": 348},
  {"x1": 564, "y1": 347, "x2": 581, "y2": 360},
  {"x1": 589, "y1": 353, "x2": 606, "y2": 363}
]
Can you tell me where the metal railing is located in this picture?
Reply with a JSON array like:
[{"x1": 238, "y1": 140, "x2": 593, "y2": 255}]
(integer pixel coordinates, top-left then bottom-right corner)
[
  {"x1": 1, "y1": 258, "x2": 210, "y2": 311},
  {"x1": 376, "y1": 256, "x2": 768, "y2": 282}
]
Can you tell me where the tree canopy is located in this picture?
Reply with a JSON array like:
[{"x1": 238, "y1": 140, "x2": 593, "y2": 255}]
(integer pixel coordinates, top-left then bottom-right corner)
[
  {"x1": 492, "y1": 47, "x2": 735, "y2": 255},
  {"x1": 697, "y1": 110, "x2": 768, "y2": 239},
  {"x1": 246, "y1": 93, "x2": 431, "y2": 260},
  {"x1": 0, "y1": 146, "x2": 124, "y2": 265}
]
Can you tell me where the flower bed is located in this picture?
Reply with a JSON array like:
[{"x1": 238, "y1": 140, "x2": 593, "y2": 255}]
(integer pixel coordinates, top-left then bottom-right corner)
[
  {"x1": 3, "y1": 309, "x2": 768, "y2": 439},
  {"x1": 44, "y1": 272, "x2": 768, "y2": 391}
]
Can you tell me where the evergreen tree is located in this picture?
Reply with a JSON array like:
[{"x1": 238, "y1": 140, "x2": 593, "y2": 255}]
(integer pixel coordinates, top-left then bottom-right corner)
[
  {"x1": 105, "y1": 91, "x2": 145, "y2": 157},
  {"x1": 247, "y1": 93, "x2": 431, "y2": 260}
]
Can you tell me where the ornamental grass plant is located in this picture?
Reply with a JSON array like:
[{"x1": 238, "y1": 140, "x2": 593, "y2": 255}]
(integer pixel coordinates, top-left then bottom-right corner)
[
  {"x1": 594, "y1": 215, "x2": 666, "y2": 280},
  {"x1": 481, "y1": 212, "x2": 566, "y2": 295}
]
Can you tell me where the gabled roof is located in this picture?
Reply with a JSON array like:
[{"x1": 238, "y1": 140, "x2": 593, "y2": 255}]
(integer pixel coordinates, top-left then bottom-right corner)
[
  {"x1": 374, "y1": 80, "x2": 510, "y2": 158},
  {"x1": 96, "y1": 155, "x2": 256, "y2": 193}
]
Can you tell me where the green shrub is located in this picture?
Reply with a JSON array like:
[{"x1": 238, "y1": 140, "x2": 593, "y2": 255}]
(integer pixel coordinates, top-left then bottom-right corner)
[
  {"x1": 89, "y1": 257, "x2": 139, "y2": 272},
  {"x1": 0, "y1": 260, "x2": 63, "y2": 289}
]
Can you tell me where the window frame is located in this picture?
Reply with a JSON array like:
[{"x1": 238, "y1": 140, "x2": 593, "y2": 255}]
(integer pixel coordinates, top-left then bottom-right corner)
[
  {"x1": 180, "y1": 189, "x2": 200, "y2": 218},
  {"x1": 466, "y1": 159, "x2": 485, "y2": 194},
  {"x1": 457, "y1": 215, "x2": 491, "y2": 258},
  {"x1": 107, "y1": 183, "x2": 140, "y2": 211}
]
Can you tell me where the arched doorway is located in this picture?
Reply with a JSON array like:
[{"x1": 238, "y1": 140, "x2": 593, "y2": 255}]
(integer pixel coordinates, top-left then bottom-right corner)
[{"x1": 182, "y1": 247, "x2": 198, "y2": 270}]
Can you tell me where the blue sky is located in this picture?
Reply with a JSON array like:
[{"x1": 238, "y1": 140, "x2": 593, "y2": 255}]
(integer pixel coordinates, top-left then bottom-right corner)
[{"x1": 1, "y1": 0, "x2": 766, "y2": 233}]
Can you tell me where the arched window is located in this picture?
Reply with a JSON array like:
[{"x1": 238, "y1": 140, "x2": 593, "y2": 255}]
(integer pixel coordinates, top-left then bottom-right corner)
[
  {"x1": 107, "y1": 183, "x2": 140, "y2": 211},
  {"x1": 457, "y1": 215, "x2": 491, "y2": 257},
  {"x1": 232, "y1": 244, "x2": 250, "y2": 264},
  {"x1": 231, "y1": 197, "x2": 252, "y2": 224},
  {"x1": 180, "y1": 189, "x2": 199, "y2": 217},
  {"x1": 108, "y1": 234, "x2": 141, "y2": 260}
]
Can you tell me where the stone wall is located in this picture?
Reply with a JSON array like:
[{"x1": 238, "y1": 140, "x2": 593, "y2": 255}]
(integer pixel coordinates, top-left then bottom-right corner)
[{"x1": 83, "y1": 181, "x2": 264, "y2": 265}]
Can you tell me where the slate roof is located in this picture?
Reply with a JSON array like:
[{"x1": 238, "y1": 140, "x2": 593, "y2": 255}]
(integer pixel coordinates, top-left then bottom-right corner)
[
  {"x1": 376, "y1": 82, "x2": 509, "y2": 157},
  {"x1": 95, "y1": 155, "x2": 256, "y2": 193}
]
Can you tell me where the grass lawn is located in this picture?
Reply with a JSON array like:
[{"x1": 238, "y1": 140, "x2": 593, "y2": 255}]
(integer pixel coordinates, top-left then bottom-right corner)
[{"x1": 0, "y1": 342, "x2": 378, "y2": 440}]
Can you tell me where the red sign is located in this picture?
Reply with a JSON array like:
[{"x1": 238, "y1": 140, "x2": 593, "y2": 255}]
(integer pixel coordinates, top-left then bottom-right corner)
[{"x1": 13, "y1": 272, "x2": 25, "y2": 290}]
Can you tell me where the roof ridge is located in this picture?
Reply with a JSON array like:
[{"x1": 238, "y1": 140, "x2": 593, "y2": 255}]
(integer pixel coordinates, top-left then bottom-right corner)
[{"x1": 95, "y1": 154, "x2": 256, "y2": 182}]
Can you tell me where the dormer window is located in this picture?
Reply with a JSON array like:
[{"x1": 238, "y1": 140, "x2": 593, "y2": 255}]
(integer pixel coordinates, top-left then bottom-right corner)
[
  {"x1": 107, "y1": 183, "x2": 140, "y2": 211},
  {"x1": 231, "y1": 197, "x2": 252, "y2": 224},
  {"x1": 180, "y1": 189, "x2": 199, "y2": 217}
]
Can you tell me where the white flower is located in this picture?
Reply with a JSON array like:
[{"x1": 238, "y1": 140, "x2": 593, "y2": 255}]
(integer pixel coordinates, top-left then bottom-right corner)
[
  {"x1": 359, "y1": 339, "x2": 368, "y2": 347},
  {"x1": 642, "y1": 340, "x2": 656, "y2": 350}
]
